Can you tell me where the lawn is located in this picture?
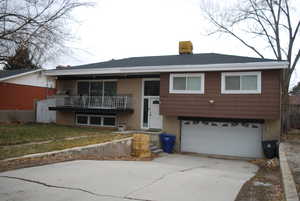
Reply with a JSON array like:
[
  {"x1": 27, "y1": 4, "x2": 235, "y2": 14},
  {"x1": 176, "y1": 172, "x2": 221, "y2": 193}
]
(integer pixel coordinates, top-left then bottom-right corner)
[
  {"x1": 0, "y1": 123, "x2": 118, "y2": 146},
  {"x1": 0, "y1": 123, "x2": 129, "y2": 160}
]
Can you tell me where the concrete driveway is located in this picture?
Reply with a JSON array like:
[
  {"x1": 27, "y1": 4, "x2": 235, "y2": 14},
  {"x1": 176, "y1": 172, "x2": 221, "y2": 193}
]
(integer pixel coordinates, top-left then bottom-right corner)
[{"x1": 0, "y1": 154, "x2": 258, "y2": 201}]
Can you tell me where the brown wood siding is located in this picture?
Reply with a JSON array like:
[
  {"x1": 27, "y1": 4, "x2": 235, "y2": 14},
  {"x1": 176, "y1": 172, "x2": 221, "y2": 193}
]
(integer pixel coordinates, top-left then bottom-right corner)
[{"x1": 160, "y1": 70, "x2": 281, "y2": 120}]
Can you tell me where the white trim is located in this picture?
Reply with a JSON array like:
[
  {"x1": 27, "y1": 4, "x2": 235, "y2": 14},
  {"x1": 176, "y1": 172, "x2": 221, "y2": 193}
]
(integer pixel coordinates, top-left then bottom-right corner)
[
  {"x1": 221, "y1": 71, "x2": 262, "y2": 94},
  {"x1": 76, "y1": 114, "x2": 116, "y2": 127},
  {"x1": 44, "y1": 61, "x2": 288, "y2": 76},
  {"x1": 0, "y1": 69, "x2": 43, "y2": 81},
  {"x1": 169, "y1": 73, "x2": 205, "y2": 94}
]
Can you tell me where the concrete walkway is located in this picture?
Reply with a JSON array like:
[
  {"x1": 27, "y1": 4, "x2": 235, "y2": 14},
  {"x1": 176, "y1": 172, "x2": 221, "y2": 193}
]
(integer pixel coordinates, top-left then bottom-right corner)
[
  {"x1": 0, "y1": 154, "x2": 258, "y2": 201},
  {"x1": 284, "y1": 142, "x2": 300, "y2": 200}
]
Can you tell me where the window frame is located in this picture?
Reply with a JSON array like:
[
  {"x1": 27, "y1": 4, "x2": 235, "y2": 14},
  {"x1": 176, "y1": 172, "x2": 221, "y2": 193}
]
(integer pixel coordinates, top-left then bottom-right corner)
[
  {"x1": 221, "y1": 71, "x2": 261, "y2": 94},
  {"x1": 75, "y1": 114, "x2": 116, "y2": 127},
  {"x1": 169, "y1": 73, "x2": 205, "y2": 94}
]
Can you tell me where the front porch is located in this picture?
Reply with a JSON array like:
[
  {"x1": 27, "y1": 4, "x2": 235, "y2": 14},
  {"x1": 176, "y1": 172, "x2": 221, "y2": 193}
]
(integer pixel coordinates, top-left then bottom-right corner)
[{"x1": 50, "y1": 77, "x2": 163, "y2": 130}]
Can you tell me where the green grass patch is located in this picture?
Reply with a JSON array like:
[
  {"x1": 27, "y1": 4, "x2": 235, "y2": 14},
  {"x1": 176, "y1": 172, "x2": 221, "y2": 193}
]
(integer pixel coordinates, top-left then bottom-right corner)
[
  {"x1": 0, "y1": 123, "x2": 116, "y2": 146},
  {"x1": 0, "y1": 134, "x2": 129, "y2": 160}
]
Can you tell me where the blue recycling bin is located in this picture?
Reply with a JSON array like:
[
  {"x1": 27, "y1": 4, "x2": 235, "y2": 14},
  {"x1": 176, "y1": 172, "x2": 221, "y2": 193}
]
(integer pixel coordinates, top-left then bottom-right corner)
[{"x1": 159, "y1": 133, "x2": 176, "y2": 153}]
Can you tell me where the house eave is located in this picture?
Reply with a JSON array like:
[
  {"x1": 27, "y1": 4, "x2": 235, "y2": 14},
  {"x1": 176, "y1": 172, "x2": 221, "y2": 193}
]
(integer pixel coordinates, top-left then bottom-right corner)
[
  {"x1": 0, "y1": 69, "x2": 43, "y2": 82},
  {"x1": 44, "y1": 61, "x2": 289, "y2": 76}
]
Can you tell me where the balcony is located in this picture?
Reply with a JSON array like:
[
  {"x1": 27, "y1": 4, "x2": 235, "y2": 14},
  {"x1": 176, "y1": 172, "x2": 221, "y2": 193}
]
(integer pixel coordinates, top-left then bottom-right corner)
[{"x1": 49, "y1": 95, "x2": 133, "y2": 114}]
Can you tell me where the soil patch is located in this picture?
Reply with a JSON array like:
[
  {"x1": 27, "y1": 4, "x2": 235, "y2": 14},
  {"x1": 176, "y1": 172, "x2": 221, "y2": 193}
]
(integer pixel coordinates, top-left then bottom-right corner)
[{"x1": 235, "y1": 159, "x2": 284, "y2": 201}]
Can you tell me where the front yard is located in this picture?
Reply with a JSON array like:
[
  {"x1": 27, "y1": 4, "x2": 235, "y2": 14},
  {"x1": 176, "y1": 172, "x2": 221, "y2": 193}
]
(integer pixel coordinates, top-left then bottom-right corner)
[{"x1": 0, "y1": 123, "x2": 128, "y2": 160}]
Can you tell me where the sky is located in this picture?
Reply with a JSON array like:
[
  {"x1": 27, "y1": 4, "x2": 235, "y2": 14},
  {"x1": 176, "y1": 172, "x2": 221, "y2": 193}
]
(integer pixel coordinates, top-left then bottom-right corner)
[{"x1": 46, "y1": 0, "x2": 299, "y2": 87}]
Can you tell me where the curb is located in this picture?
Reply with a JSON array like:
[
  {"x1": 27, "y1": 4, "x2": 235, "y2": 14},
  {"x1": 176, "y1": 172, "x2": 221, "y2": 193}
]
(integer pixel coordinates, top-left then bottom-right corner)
[
  {"x1": 1, "y1": 137, "x2": 133, "y2": 162},
  {"x1": 279, "y1": 143, "x2": 299, "y2": 201}
]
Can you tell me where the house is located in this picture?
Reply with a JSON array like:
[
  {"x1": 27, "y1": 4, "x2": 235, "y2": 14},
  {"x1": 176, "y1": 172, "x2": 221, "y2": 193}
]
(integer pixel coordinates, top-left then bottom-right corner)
[
  {"x1": 45, "y1": 41, "x2": 288, "y2": 158},
  {"x1": 0, "y1": 69, "x2": 56, "y2": 122}
]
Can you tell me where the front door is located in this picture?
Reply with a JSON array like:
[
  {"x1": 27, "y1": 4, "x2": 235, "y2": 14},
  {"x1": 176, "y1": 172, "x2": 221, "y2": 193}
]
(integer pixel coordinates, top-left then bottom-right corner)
[
  {"x1": 142, "y1": 79, "x2": 162, "y2": 129},
  {"x1": 149, "y1": 97, "x2": 162, "y2": 129}
]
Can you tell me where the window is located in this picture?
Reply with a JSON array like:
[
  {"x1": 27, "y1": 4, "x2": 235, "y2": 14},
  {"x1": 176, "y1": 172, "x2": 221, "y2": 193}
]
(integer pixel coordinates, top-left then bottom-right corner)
[
  {"x1": 76, "y1": 115, "x2": 88, "y2": 125},
  {"x1": 103, "y1": 117, "x2": 116, "y2": 126},
  {"x1": 90, "y1": 116, "x2": 102, "y2": 125},
  {"x1": 170, "y1": 73, "x2": 204, "y2": 94},
  {"x1": 77, "y1": 81, "x2": 117, "y2": 97},
  {"x1": 144, "y1": 80, "x2": 160, "y2": 96},
  {"x1": 76, "y1": 114, "x2": 116, "y2": 127},
  {"x1": 104, "y1": 81, "x2": 117, "y2": 96},
  {"x1": 77, "y1": 82, "x2": 89, "y2": 96},
  {"x1": 221, "y1": 72, "x2": 261, "y2": 94}
]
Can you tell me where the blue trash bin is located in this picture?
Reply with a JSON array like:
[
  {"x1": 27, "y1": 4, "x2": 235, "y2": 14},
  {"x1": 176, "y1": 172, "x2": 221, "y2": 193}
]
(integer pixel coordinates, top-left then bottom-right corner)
[{"x1": 159, "y1": 133, "x2": 176, "y2": 153}]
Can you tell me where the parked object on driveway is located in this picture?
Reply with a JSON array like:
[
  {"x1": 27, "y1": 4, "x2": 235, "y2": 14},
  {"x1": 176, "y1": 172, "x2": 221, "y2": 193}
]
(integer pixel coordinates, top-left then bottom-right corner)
[
  {"x1": 132, "y1": 134, "x2": 151, "y2": 158},
  {"x1": 160, "y1": 133, "x2": 176, "y2": 153},
  {"x1": 262, "y1": 140, "x2": 278, "y2": 159}
]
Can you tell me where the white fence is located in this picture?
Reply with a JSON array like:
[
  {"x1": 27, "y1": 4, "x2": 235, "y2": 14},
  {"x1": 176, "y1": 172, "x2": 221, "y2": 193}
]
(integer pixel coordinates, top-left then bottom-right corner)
[{"x1": 36, "y1": 99, "x2": 56, "y2": 123}]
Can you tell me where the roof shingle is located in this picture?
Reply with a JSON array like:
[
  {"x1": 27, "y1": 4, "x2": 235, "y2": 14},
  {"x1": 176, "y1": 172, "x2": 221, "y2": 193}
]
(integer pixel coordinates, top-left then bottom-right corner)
[{"x1": 69, "y1": 53, "x2": 278, "y2": 70}]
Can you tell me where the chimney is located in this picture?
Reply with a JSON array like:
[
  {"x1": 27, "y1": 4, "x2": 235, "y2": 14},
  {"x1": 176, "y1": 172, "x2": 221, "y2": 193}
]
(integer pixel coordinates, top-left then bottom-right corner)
[{"x1": 179, "y1": 41, "x2": 193, "y2": 55}]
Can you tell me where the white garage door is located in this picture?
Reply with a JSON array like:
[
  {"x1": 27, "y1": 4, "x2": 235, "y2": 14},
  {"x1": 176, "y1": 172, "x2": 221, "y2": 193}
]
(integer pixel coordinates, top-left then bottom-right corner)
[{"x1": 181, "y1": 120, "x2": 263, "y2": 158}]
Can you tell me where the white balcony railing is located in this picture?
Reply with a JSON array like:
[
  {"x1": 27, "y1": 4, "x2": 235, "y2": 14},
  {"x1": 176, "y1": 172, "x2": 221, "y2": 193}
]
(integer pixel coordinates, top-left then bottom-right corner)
[{"x1": 55, "y1": 95, "x2": 132, "y2": 110}]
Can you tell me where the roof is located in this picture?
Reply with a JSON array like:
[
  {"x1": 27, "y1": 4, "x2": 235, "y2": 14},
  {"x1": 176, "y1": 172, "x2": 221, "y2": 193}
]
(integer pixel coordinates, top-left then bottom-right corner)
[
  {"x1": 70, "y1": 53, "x2": 277, "y2": 69},
  {"x1": 45, "y1": 53, "x2": 288, "y2": 76},
  {"x1": 0, "y1": 69, "x2": 42, "y2": 81}
]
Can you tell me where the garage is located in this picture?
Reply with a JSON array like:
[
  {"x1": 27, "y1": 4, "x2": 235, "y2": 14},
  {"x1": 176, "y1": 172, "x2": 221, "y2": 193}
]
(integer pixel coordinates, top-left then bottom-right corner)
[{"x1": 181, "y1": 120, "x2": 263, "y2": 158}]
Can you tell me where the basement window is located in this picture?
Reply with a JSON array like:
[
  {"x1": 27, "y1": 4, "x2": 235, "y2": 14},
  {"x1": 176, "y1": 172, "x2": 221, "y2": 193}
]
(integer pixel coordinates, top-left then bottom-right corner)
[
  {"x1": 221, "y1": 72, "x2": 261, "y2": 94},
  {"x1": 76, "y1": 114, "x2": 116, "y2": 127},
  {"x1": 169, "y1": 73, "x2": 204, "y2": 94},
  {"x1": 76, "y1": 115, "x2": 88, "y2": 125}
]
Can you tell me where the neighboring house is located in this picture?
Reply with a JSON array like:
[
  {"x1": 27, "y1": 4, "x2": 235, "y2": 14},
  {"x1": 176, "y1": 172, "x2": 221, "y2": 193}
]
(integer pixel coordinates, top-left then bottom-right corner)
[
  {"x1": 45, "y1": 42, "x2": 288, "y2": 158},
  {"x1": 0, "y1": 69, "x2": 56, "y2": 122}
]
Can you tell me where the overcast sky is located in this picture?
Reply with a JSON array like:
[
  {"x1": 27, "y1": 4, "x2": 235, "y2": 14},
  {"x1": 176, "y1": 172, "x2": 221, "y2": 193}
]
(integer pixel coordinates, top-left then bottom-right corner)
[{"x1": 46, "y1": 0, "x2": 299, "y2": 86}]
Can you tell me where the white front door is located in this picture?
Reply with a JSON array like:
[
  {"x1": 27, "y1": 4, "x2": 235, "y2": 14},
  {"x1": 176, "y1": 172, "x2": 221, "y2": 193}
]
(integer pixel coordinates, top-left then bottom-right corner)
[
  {"x1": 142, "y1": 79, "x2": 163, "y2": 129},
  {"x1": 149, "y1": 97, "x2": 162, "y2": 129}
]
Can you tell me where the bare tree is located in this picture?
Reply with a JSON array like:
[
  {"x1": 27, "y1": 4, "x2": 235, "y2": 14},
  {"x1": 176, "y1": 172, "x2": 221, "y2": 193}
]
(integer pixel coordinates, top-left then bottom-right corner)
[
  {"x1": 290, "y1": 81, "x2": 300, "y2": 95},
  {"x1": 0, "y1": 0, "x2": 93, "y2": 69},
  {"x1": 201, "y1": 0, "x2": 300, "y2": 132}
]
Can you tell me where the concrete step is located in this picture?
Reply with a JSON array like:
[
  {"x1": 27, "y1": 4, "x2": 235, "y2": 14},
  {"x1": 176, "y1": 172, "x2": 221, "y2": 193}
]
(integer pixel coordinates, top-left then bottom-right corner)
[
  {"x1": 150, "y1": 145, "x2": 159, "y2": 151},
  {"x1": 152, "y1": 149, "x2": 163, "y2": 154},
  {"x1": 150, "y1": 144, "x2": 163, "y2": 154}
]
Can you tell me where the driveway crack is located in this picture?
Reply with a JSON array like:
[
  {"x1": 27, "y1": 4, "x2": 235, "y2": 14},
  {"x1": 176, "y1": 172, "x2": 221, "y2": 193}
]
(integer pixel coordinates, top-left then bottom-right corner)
[
  {"x1": 0, "y1": 175, "x2": 156, "y2": 201},
  {"x1": 125, "y1": 165, "x2": 204, "y2": 197}
]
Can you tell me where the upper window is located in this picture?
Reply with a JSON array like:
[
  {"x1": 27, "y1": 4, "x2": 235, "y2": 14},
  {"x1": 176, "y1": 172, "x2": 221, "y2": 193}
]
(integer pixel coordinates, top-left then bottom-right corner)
[
  {"x1": 221, "y1": 72, "x2": 261, "y2": 94},
  {"x1": 77, "y1": 81, "x2": 117, "y2": 97},
  {"x1": 169, "y1": 73, "x2": 204, "y2": 94}
]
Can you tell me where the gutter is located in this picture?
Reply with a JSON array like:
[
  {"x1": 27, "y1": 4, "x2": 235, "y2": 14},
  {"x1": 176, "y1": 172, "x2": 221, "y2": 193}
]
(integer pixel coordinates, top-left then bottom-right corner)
[{"x1": 44, "y1": 61, "x2": 289, "y2": 76}]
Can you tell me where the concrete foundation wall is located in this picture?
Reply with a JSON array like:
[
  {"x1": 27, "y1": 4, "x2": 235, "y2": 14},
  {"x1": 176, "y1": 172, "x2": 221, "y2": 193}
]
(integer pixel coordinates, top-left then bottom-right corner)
[
  {"x1": 0, "y1": 110, "x2": 35, "y2": 122},
  {"x1": 162, "y1": 116, "x2": 181, "y2": 152},
  {"x1": 4, "y1": 138, "x2": 133, "y2": 162},
  {"x1": 262, "y1": 119, "x2": 281, "y2": 141},
  {"x1": 56, "y1": 111, "x2": 75, "y2": 125},
  {"x1": 117, "y1": 78, "x2": 142, "y2": 130}
]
